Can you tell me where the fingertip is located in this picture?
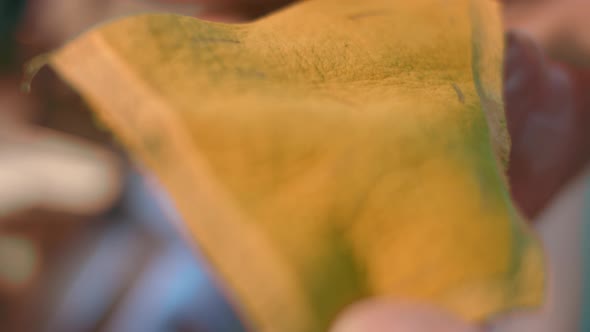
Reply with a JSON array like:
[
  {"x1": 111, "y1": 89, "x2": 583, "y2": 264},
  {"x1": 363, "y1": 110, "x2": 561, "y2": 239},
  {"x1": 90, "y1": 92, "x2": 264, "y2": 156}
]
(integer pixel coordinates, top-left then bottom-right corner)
[{"x1": 331, "y1": 300, "x2": 481, "y2": 332}]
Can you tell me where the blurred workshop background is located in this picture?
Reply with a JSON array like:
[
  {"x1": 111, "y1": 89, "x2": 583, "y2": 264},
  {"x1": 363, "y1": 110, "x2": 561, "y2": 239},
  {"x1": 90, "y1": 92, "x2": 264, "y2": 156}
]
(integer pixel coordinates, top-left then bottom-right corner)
[
  {"x1": 0, "y1": 1, "x2": 589, "y2": 332},
  {"x1": 0, "y1": 1, "x2": 251, "y2": 331}
]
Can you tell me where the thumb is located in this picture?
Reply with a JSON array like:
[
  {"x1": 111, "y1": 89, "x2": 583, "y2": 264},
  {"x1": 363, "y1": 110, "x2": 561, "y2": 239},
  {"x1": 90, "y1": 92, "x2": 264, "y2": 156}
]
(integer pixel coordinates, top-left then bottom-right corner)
[{"x1": 330, "y1": 300, "x2": 481, "y2": 332}]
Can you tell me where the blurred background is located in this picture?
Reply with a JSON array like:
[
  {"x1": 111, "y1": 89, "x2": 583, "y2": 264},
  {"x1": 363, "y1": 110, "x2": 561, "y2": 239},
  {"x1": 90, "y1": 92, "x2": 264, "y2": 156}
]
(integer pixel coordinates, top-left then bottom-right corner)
[
  {"x1": 0, "y1": 1, "x2": 588, "y2": 332},
  {"x1": 0, "y1": 1, "x2": 255, "y2": 331}
]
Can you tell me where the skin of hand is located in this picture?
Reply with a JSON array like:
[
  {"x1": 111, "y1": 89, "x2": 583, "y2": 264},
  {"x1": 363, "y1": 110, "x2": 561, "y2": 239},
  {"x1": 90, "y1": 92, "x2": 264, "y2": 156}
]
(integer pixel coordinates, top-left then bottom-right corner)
[
  {"x1": 330, "y1": 301, "x2": 481, "y2": 332},
  {"x1": 503, "y1": 0, "x2": 590, "y2": 67}
]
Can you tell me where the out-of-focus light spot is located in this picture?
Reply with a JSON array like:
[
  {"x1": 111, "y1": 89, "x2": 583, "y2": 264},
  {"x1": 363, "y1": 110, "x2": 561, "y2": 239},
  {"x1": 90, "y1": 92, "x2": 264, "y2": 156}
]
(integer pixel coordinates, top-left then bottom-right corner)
[
  {"x1": 0, "y1": 234, "x2": 38, "y2": 288},
  {"x1": 0, "y1": 127, "x2": 123, "y2": 216}
]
